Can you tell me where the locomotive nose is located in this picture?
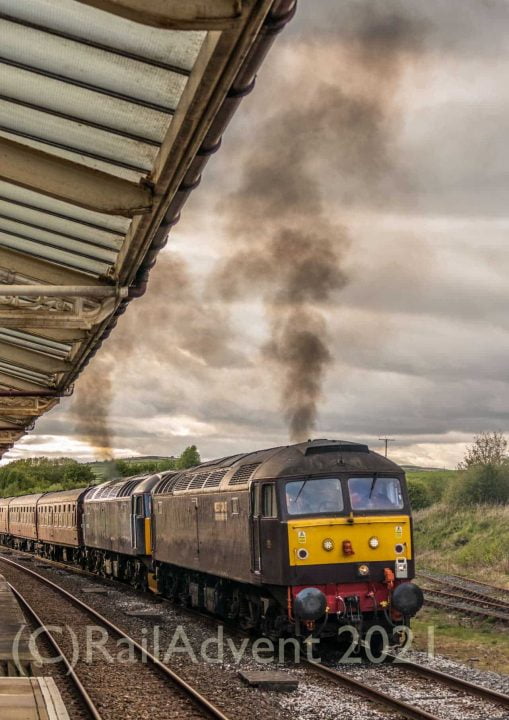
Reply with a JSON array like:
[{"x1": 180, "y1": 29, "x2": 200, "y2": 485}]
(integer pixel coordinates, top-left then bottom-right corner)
[
  {"x1": 293, "y1": 587, "x2": 327, "y2": 620},
  {"x1": 392, "y1": 582, "x2": 424, "y2": 617}
]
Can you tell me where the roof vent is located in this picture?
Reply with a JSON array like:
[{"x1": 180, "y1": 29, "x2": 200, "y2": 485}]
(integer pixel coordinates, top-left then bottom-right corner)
[
  {"x1": 305, "y1": 444, "x2": 369, "y2": 456},
  {"x1": 229, "y1": 462, "x2": 261, "y2": 485}
]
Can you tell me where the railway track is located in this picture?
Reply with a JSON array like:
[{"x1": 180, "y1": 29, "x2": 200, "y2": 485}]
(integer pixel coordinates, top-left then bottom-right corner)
[
  {"x1": 3, "y1": 549, "x2": 509, "y2": 720},
  {"x1": 419, "y1": 571, "x2": 509, "y2": 622},
  {"x1": 0, "y1": 555, "x2": 232, "y2": 720},
  {"x1": 307, "y1": 655, "x2": 509, "y2": 720},
  {"x1": 305, "y1": 650, "x2": 509, "y2": 720}
]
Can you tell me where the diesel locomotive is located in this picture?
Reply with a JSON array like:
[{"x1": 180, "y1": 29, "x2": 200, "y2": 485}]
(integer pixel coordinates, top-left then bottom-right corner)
[{"x1": 0, "y1": 440, "x2": 423, "y2": 649}]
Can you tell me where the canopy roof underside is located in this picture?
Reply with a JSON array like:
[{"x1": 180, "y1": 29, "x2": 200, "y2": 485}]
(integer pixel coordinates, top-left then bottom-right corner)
[{"x1": 0, "y1": 0, "x2": 295, "y2": 457}]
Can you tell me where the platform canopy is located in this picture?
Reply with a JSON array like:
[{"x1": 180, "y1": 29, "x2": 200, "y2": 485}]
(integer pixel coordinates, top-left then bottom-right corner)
[{"x1": 0, "y1": 0, "x2": 295, "y2": 456}]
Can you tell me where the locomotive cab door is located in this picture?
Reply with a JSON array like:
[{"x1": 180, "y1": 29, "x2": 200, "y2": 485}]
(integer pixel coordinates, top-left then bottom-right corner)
[
  {"x1": 250, "y1": 482, "x2": 278, "y2": 578},
  {"x1": 131, "y1": 495, "x2": 145, "y2": 552},
  {"x1": 250, "y1": 484, "x2": 261, "y2": 574}
]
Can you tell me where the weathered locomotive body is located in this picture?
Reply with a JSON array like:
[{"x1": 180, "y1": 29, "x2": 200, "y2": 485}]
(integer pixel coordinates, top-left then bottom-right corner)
[
  {"x1": 82, "y1": 473, "x2": 160, "y2": 586},
  {"x1": 152, "y1": 440, "x2": 422, "y2": 639},
  {"x1": 0, "y1": 440, "x2": 423, "y2": 646}
]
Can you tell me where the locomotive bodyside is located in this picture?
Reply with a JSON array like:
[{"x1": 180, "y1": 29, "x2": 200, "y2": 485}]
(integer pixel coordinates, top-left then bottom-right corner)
[
  {"x1": 82, "y1": 474, "x2": 161, "y2": 585},
  {"x1": 152, "y1": 440, "x2": 423, "y2": 641}
]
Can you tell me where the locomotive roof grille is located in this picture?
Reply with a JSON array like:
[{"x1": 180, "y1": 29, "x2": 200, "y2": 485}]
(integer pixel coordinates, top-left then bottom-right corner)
[
  {"x1": 172, "y1": 473, "x2": 191, "y2": 492},
  {"x1": 169, "y1": 468, "x2": 228, "y2": 493},
  {"x1": 204, "y1": 469, "x2": 227, "y2": 488},
  {"x1": 188, "y1": 473, "x2": 209, "y2": 490},
  {"x1": 304, "y1": 444, "x2": 370, "y2": 456},
  {"x1": 229, "y1": 462, "x2": 261, "y2": 485},
  {"x1": 118, "y1": 479, "x2": 141, "y2": 497},
  {"x1": 156, "y1": 473, "x2": 179, "y2": 494}
]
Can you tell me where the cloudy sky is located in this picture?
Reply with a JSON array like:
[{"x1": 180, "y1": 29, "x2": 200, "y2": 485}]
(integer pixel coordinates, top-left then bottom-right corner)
[{"x1": 7, "y1": 0, "x2": 509, "y2": 469}]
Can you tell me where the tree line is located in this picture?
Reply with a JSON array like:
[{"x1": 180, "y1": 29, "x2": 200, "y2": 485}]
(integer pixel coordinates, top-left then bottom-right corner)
[
  {"x1": 408, "y1": 431, "x2": 509, "y2": 510},
  {"x1": 0, "y1": 445, "x2": 201, "y2": 497}
]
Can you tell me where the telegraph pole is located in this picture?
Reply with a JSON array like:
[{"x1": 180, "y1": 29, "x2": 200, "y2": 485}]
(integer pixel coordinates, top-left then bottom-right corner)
[{"x1": 379, "y1": 437, "x2": 394, "y2": 458}]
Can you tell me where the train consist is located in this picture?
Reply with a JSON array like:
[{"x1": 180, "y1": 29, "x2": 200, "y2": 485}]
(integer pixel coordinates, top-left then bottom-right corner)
[{"x1": 0, "y1": 440, "x2": 423, "y2": 649}]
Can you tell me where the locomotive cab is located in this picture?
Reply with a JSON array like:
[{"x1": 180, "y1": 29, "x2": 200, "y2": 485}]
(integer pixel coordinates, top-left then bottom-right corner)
[{"x1": 249, "y1": 441, "x2": 423, "y2": 649}]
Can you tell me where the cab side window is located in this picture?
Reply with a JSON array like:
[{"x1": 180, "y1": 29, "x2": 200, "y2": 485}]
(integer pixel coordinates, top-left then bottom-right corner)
[{"x1": 261, "y1": 484, "x2": 276, "y2": 518}]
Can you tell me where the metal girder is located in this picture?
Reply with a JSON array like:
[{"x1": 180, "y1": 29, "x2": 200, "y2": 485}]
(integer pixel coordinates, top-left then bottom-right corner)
[
  {"x1": 0, "y1": 137, "x2": 153, "y2": 217},
  {"x1": 0, "y1": 344, "x2": 70, "y2": 374},
  {"x1": 0, "y1": 397, "x2": 57, "y2": 417},
  {"x1": 0, "y1": 296, "x2": 121, "y2": 329},
  {"x1": 75, "y1": 0, "x2": 243, "y2": 29},
  {"x1": 0, "y1": 253, "x2": 105, "y2": 287},
  {"x1": 0, "y1": 430, "x2": 24, "y2": 443},
  {"x1": 0, "y1": 372, "x2": 50, "y2": 392},
  {"x1": 0, "y1": 285, "x2": 127, "y2": 298}
]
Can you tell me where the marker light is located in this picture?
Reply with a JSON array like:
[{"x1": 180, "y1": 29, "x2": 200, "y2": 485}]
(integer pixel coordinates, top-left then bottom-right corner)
[
  {"x1": 322, "y1": 538, "x2": 335, "y2": 552},
  {"x1": 358, "y1": 564, "x2": 370, "y2": 576},
  {"x1": 369, "y1": 536, "x2": 379, "y2": 549},
  {"x1": 297, "y1": 548, "x2": 309, "y2": 560},
  {"x1": 342, "y1": 540, "x2": 355, "y2": 556}
]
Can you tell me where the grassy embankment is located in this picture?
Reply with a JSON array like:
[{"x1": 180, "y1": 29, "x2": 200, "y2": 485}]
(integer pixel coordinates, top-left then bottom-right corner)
[{"x1": 407, "y1": 469, "x2": 509, "y2": 671}]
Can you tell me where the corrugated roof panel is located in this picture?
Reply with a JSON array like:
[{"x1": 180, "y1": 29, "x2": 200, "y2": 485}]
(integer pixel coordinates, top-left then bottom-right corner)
[
  {"x1": 0, "y1": 360, "x2": 55, "y2": 385},
  {"x1": 1, "y1": 19, "x2": 189, "y2": 112},
  {"x1": 0, "y1": 0, "x2": 205, "y2": 71},
  {"x1": 0, "y1": 218, "x2": 117, "y2": 263},
  {"x1": 0, "y1": 100, "x2": 159, "y2": 173},
  {"x1": 0, "y1": 129, "x2": 145, "y2": 183},
  {"x1": 0, "y1": 329, "x2": 71, "y2": 359},
  {"x1": 0, "y1": 230, "x2": 112, "y2": 277},
  {"x1": 1, "y1": 65, "x2": 172, "y2": 143},
  {"x1": 0, "y1": 198, "x2": 123, "y2": 251},
  {"x1": 0, "y1": 181, "x2": 130, "y2": 234}
]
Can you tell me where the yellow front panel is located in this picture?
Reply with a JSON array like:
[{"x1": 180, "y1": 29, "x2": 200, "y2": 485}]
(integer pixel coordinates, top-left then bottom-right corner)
[
  {"x1": 144, "y1": 517, "x2": 152, "y2": 556},
  {"x1": 287, "y1": 515, "x2": 412, "y2": 566}
]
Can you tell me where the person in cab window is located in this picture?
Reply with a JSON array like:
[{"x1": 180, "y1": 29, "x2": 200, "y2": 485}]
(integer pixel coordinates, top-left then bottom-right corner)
[{"x1": 349, "y1": 478, "x2": 370, "y2": 509}]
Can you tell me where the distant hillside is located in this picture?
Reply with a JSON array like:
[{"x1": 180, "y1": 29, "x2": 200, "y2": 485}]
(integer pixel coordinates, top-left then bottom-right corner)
[
  {"x1": 86, "y1": 456, "x2": 177, "y2": 480},
  {"x1": 402, "y1": 465, "x2": 451, "y2": 472}
]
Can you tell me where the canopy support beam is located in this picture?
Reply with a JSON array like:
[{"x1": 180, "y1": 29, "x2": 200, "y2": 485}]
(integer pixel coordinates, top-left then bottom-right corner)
[
  {"x1": 0, "y1": 138, "x2": 153, "y2": 217},
  {"x1": 75, "y1": 0, "x2": 243, "y2": 29}
]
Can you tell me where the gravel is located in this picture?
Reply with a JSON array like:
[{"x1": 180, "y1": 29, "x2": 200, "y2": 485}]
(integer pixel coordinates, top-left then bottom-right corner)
[{"x1": 2, "y1": 553, "x2": 509, "y2": 720}]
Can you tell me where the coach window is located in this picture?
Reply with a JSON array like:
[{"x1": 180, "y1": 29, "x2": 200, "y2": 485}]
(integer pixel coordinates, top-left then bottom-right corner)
[{"x1": 261, "y1": 484, "x2": 276, "y2": 518}]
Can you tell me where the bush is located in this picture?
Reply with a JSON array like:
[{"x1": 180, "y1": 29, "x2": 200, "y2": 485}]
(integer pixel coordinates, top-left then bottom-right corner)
[
  {"x1": 446, "y1": 463, "x2": 509, "y2": 507},
  {"x1": 407, "y1": 479, "x2": 432, "y2": 510},
  {"x1": 406, "y1": 470, "x2": 455, "y2": 504}
]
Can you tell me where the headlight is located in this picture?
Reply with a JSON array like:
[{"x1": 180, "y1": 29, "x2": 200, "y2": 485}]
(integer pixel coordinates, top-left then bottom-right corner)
[
  {"x1": 358, "y1": 564, "x2": 370, "y2": 576},
  {"x1": 322, "y1": 538, "x2": 334, "y2": 552},
  {"x1": 369, "y1": 536, "x2": 379, "y2": 549},
  {"x1": 293, "y1": 588, "x2": 327, "y2": 620}
]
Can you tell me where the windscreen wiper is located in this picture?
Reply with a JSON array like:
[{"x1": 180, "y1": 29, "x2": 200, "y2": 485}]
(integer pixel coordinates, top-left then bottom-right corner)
[
  {"x1": 295, "y1": 478, "x2": 309, "y2": 503},
  {"x1": 368, "y1": 474, "x2": 378, "y2": 499}
]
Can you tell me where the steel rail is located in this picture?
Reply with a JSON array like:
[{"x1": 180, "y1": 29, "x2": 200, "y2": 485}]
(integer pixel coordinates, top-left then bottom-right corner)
[
  {"x1": 423, "y1": 593, "x2": 509, "y2": 623},
  {"x1": 424, "y1": 587, "x2": 509, "y2": 613},
  {"x1": 6, "y1": 550, "x2": 509, "y2": 718},
  {"x1": 394, "y1": 656, "x2": 509, "y2": 709},
  {"x1": 420, "y1": 572, "x2": 509, "y2": 607},
  {"x1": 0, "y1": 555, "x2": 232, "y2": 720},
  {"x1": 304, "y1": 659, "x2": 441, "y2": 720},
  {"x1": 9, "y1": 582, "x2": 103, "y2": 720},
  {"x1": 440, "y1": 572, "x2": 509, "y2": 595}
]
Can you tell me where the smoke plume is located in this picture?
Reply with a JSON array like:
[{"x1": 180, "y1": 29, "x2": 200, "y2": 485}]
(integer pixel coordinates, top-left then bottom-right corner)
[
  {"x1": 70, "y1": 352, "x2": 114, "y2": 461},
  {"x1": 69, "y1": 6, "x2": 427, "y2": 454},
  {"x1": 69, "y1": 251, "x2": 238, "y2": 460},
  {"x1": 213, "y1": 11, "x2": 425, "y2": 441}
]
